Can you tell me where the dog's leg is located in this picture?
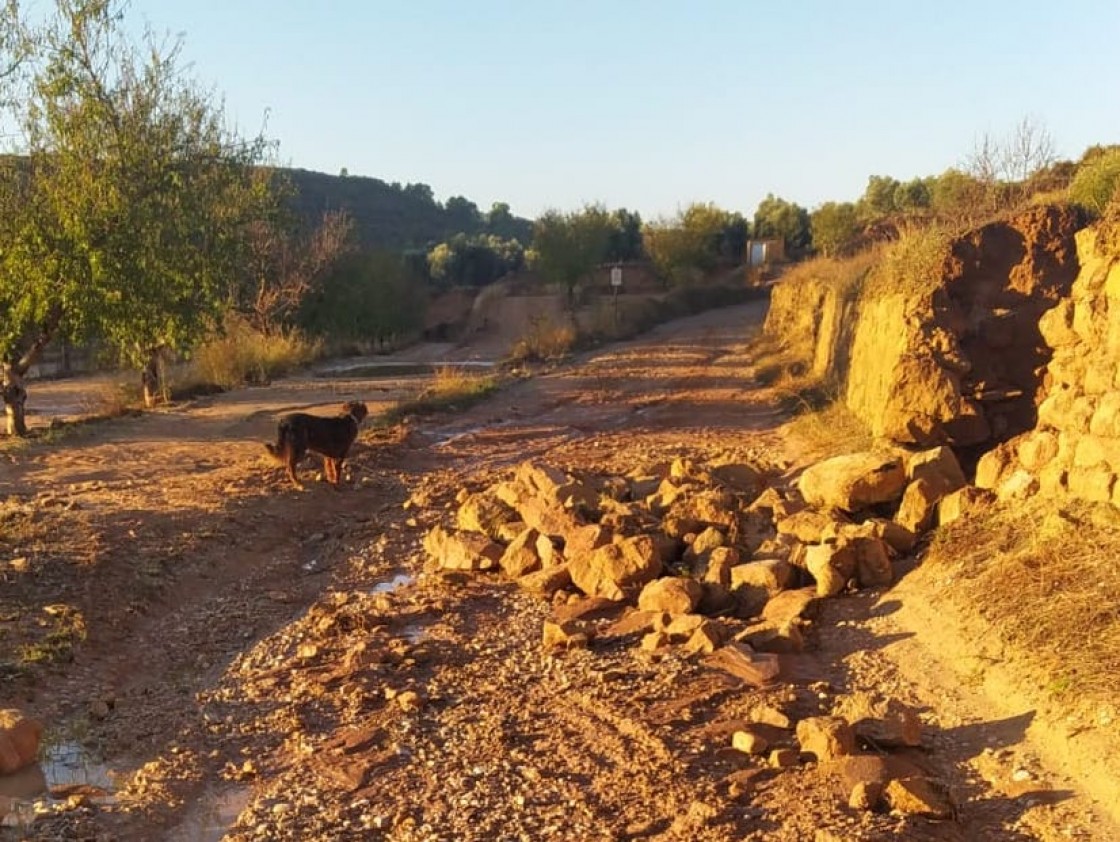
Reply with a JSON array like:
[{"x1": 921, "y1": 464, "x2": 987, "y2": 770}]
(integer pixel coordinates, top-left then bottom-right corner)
[{"x1": 286, "y1": 457, "x2": 304, "y2": 490}]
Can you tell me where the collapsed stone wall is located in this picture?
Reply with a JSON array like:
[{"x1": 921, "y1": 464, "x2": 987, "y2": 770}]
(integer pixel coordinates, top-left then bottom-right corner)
[
  {"x1": 977, "y1": 224, "x2": 1120, "y2": 504},
  {"x1": 765, "y1": 206, "x2": 1084, "y2": 451}
]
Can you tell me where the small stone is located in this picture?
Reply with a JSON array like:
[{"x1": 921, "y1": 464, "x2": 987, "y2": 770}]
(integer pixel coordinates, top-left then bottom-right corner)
[
  {"x1": 796, "y1": 716, "x2": 856, "y2": 762},
  {"x1": 682, "y1": 621, "x2": 727, "y2": 655},
  {"x1": 849, "y1": 781, "x2": 883, "y2": 811},
  {"x1": 731, "y1": 730, "x2": 769, "y2": 755},
  {"x1": 769, "y1": 748, "x2": 799, "y2": 768},
  {"x1": 89, "y1": 699, "x2": 110, "y2": 720},
  {"x1": 542, "y1": 619, "x2": 592, "y2": 650},
  {"x1": 884, "y1": 776, "x2": 952, "y2": 818},
  {"x1": 640, "y1": 631, "x2": 670, "y2": 651},
  {"x1": 396, "y1": 691, "x2": 423, "y2": 712},
  {"x1": 750, "y1": 705, "x2": 792, "y2": 730}
]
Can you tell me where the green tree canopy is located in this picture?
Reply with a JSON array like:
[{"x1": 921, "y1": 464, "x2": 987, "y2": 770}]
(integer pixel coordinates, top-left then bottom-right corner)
[
  {"x1": 427, "y1": 233, "x2": 524, "y2": 289},
  {"x1": 810, "y1": 202, "x2": 860, "y2": 257},
  {"x1": 605, "y1": 208, "x2": 645, "y2": 262},
  {"x1": 753, "y1": 194, "x2": 811, "y2": 256},
  {"x1": 299, "y1": 250, "x2": 427, "y2": 346},
  {"x1": 928, "y1": 168, "x2": 988, "y2": 222},
  {"x1": 531, "y1": 204, "x2": 612, "y2": 305},
  {"x1": 858, "y1": 175, "x2": 900, "y2": 219},
  {"x1": 0, "y1": 0, "x2": 273, "y2": 425},
  {"x1": 643, "y1": 203, "x2": 747, "y2": 284}
]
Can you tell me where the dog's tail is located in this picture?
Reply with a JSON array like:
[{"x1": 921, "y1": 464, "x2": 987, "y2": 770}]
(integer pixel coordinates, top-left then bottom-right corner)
[{"x1": 264, "y1": 420, "x2": 291, "y2": 462}]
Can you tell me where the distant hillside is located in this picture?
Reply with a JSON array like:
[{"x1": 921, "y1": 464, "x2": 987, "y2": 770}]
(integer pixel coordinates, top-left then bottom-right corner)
[{"x1": 284, "y1": 168, "x2": 533, "y2": 252}]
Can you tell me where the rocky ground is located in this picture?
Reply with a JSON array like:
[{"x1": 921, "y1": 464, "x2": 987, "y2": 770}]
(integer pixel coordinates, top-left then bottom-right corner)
[{"x1": 0, "y1": 303, "x2": 1116, "y2": 840}]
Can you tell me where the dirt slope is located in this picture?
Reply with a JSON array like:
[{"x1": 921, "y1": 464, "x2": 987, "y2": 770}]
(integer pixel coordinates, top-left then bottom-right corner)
[{"x1": 0, "y1": 302, "x2": 1114, "y2": 841}]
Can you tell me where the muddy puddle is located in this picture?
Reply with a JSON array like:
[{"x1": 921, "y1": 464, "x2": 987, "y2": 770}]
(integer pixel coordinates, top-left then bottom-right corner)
[
  {"x1": 369, "y1": 572, "x2": 413, "y2": 594},
  {"x1": 315, "y1": 360, "x2": 494, "y2": 380},
  {"x1": 0, "y1": 739, "x2": 116, "y2": 829},
  {"x1": 166, "y1": 784, "x2": 252, "y2": 842}
]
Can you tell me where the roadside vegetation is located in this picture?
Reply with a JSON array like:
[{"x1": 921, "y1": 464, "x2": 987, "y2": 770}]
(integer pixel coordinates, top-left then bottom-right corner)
[
  {"x1": 927, "y1": 498, "x2": 1120, "y2": 701},
  {"x1": 377, "y1": 365, "x2": 501, "y2": 427}
]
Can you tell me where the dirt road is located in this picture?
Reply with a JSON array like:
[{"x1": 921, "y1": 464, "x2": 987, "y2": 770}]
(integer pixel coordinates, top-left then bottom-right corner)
[{"x1": 0, "y1": 302, "x2": 1114, "y2": 840}]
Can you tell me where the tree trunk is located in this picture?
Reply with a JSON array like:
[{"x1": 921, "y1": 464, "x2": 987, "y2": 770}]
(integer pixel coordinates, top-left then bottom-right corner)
[
  {"x1": 1, "y1": 308, "x2": 64, "y2": 436},
  {"x1": 141, "y1": 349, "x2": 161, "y2": 408},
  {"x1": 1, "y1": 364, "x2": 28, "y2": 437}
]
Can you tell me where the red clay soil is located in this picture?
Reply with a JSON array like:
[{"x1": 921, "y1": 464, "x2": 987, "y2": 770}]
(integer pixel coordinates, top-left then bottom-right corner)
[{"x1": 0, "y1": 302, "x2": 1115, "y2": 841}]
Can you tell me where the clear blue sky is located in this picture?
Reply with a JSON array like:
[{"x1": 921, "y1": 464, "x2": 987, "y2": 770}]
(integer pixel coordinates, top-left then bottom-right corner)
[{"x1": 132, "y1": 0, "x2": 1120, "y2": 220}]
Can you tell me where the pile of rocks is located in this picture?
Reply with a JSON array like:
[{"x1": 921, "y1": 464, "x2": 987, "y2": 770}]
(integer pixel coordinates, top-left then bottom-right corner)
[
  {"x1": 423, "y1": 447, "x2": 985, "y2": 659},
  {"x1": 421, "y1": 453, "x2": 969, "y2": 817}
]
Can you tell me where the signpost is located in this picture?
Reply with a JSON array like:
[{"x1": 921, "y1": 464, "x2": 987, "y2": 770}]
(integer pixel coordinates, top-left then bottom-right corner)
[{"x1": 610, "y1": 265, "x2": 623, "y2": 329}]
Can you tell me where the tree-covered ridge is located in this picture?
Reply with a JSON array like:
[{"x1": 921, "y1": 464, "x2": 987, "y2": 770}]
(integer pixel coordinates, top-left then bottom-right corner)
[{"x1": 284, "y1": 168, "x2": 533, "y2": 252}]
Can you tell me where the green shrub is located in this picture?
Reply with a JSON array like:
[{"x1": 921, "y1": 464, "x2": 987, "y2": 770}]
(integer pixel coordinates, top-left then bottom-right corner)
[
  {"x1": 1069, "y1": 149, "x2": 1120, "y2": 215},
  {"x1": 864, "y1": 225, "x2": 951, "y2": 297}
]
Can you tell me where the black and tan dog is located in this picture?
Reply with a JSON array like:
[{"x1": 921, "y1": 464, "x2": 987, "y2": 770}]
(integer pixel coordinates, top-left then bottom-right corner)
[{"x1": 265, "y1": 401, "x2": 369, "y2": 489}]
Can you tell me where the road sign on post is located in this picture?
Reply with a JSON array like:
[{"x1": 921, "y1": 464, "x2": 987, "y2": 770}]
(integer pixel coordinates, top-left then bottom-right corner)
[{"x1": 610, "y1": 265, "x2": 622, "y2": 329}]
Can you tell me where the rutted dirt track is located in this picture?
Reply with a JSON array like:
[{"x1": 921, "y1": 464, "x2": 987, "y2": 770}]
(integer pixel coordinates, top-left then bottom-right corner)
[{"x1": 1, "y1": 303, "x2": 1115, "y2": 840}]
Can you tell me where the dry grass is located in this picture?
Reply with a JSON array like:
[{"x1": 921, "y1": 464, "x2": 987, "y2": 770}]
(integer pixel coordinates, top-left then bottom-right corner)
[
  {"x1": 784, "y1": 394, "x2": 874, "y2": 457},
  {"x1": 741, "y1": 331, "x2": 873, "y2": 458},
  {"x1": 779, "y1": 248, "x2": 879, "y2": 296},
  {"x1": 506, "y1": 316, "x2": 578, "y2": 363},
  {"x1": 184, "y1": 317, "x2": 323, "y2": 393},
  {"x1": 927, "y1": 498, "x2": 1120, "y2": 699},
  {"x1": 378, "y1": 365, "x2": 500, "y2": 426}
]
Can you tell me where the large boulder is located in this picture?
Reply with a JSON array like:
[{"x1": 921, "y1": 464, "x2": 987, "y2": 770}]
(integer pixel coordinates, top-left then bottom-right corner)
[
  {"x1": 455, "y1": 492, "x2": 519, "y2": 541},
  {"x1": 637, "y1": 577, "x2": 702, "y2": 614},
  {"x1": 568, "y1": 535, "x2": 664, "y2": 601},
  {"x1": 798, "y1": 453, "x2": 906, "y2": 512},
  {"x1": 804, "y1": 542, "x2": 858, "y2": 597},
  {"x1": 423, "y1": 525, "x2": 502, "y2": 572},
  {"x1": 730, "y1": 559, "x2": 793, "y2": 593},
  {"x1": 833, "y1": 693, "x2": 923, "y2": 749},
  {"x1": 0, "y1": 709, "x2": 43, "y2": 775},
  {"x1": 905, "y1": 446, "x2": 966, "y2": 495},
  {"x1": 894, "y1": 478, "x2": 942, "y2": 534},
  {"x1": 499, "y1": 527, "x2": 546, "y2": 578}
]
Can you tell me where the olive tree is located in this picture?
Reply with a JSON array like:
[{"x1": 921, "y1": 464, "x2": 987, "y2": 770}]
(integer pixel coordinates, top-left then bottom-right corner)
[
  {"x1": 531, "y1": 204, "x2": 612, "y2": 309},
  {"x1": 0, "y1": 0, "x2": 273, "y2": 432}
]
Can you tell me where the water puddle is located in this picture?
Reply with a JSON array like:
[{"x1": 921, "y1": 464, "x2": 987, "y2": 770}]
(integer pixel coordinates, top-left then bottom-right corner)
[
  {"x1": 0, "y1": 740, "x2": 116, "y2": 829},
  {"x1": 41, "y1": 740, "x2": 115, "y2": 793},
  {"x1": 315, "y1": 360, "x2": 493, "y2": 380},
  {"x1": 432, "y1": 425, "x2": 489, "y2": 448},
  {"x1": 167, "y1": 785, "x2": 252, "y2": 842},
  {"x1": 368, "y1": 573, "x2": 413, "y2": 594}
]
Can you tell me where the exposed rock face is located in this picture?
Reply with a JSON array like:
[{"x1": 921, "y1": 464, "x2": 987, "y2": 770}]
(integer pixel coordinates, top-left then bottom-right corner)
[
  {"x1": 989, "y1": 223, "x2": 1120, "y2": 507},
  {"x1": 767, "y1": 205, "x2": 1084, "y2": 448}
]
